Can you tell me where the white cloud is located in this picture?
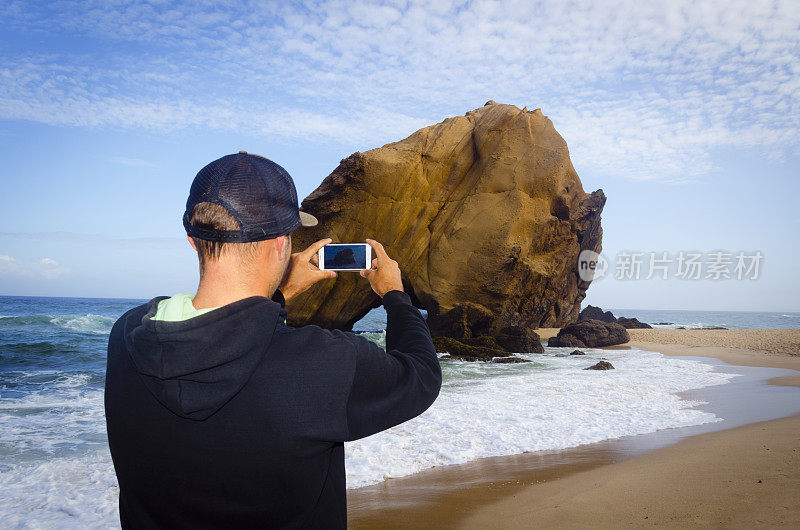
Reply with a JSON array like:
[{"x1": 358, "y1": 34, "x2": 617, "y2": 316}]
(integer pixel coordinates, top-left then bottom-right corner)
[
  {"x1": 0, "y1": 255, "x2": 69, "y2": 279},
  {"x1": 0, "y1": 0, "x2": 798, "y2": 181}
]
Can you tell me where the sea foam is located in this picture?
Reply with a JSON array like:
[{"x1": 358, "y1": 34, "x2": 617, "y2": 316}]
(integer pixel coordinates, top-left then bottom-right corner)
[
  {"x1": 50, "y1": 314, "x2": 115, "y2": 335},
  {"x1": 344, "y1": 347, "x2": 739, "y2": 488},
  {"x1": 0, "y1": 313, "x2": 115, "y2": 335}
]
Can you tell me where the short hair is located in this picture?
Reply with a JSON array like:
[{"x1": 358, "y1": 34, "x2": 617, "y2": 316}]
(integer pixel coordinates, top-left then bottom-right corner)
[{"x1": 188, "y1": 202, "x2": 261, "y2": 268}]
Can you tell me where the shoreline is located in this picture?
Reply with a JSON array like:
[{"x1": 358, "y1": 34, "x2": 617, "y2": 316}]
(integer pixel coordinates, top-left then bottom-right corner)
[
  {"x1": 347, "y1": 329, "x2": 800, "y2": 528},
  {"x1": 460, "y1": 414, "x2": 800, "y2": 528}
]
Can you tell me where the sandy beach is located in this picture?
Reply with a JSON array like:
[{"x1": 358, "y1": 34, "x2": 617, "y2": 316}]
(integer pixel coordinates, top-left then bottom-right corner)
[
  {"x1": 348, "y1": 329, "x2": 800, "y2": 528},
  {"x1": 540, "y1": 327, "x2": 800, "y2": 357}
]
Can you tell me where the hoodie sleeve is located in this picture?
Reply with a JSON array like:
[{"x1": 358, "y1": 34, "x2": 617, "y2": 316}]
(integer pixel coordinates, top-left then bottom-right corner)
[{"x1": 341, "y1": 290, "x2": 442, "y2": 441}]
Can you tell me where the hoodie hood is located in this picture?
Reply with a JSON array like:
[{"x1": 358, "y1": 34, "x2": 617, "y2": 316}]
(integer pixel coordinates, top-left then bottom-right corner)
[{"x1": 123, "y1": 296, "x2": 285, "y2": 420}]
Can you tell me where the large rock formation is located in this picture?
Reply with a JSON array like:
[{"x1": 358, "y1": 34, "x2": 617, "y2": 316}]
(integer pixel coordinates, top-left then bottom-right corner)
[{"x1": 286, "y1": 101, "x2": 605, "y2": 348}]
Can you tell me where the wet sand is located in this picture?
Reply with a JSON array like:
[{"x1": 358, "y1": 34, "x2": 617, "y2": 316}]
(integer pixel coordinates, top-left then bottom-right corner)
[
  {"x1": 347, "y1": 330, "x2": 800, "y2": 528},
  {"x1": 461, "y1": 414, "x2": 800, "y2": 528}
]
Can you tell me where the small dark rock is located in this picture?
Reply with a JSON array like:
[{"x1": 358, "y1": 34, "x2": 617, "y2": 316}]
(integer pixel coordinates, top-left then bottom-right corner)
[
  {"x1": 432, "y1": 336, "x2": 508, "y2": 362},
  {"x1": 569, "y1": 349, "x2": 586, "y2": 355},
  {"x1": 548, "y1": 319, "x2": 629, "y2": 347},
  {"x1": 491, "y1": 356, "x2": 531, "y2": 363},
  {"x1": 616, "y1": 317, "x2": 653, "y2": 329},
  {"x1": 677, "y1": 326, "x2": 686, "y2": 329},
  {"x1": 653, "y1": 322, "x2": 673, "y2": 325},
  {"x1": 585, "y1": 360, "x2": 614, "y2": 370},
  {"x1": 578, "y1": 305, "x2": 617, "y2": 323}
]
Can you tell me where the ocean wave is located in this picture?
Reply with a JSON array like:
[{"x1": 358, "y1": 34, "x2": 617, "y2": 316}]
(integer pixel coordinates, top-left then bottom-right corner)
[
  {"x1": 355, "y1": 330, "x2": 386, "y2": 349},
  {"x1": 0, "y1": 314, "x2": 115, "y2": 335},
  {"x1": 0, "y1": 451, "x2": 119, "y2": 529},
  {"x1": 50, "y1": 314, "x2": 115, "y2": 334},
  {"x1": 0, "y1": 340, "x2": 88, "y2": 360},
  {"x1": 0, "y1": 315, "x2": 56, "y2": 326},
  {"x1": 650, "y1": 322, "x2": 727, "y2": 330},
  {"x1": 0, "y1": 375, "x2": 105, "y2": 461}
]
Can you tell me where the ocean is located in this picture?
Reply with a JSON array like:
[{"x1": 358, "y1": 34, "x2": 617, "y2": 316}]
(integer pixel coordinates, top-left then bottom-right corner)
[
  {"x1": 1, "y1": 295, "x2": 795, "y2": 527},
  {"x1": 604, "y1": 308, "x2": 800, "y2": 330}
]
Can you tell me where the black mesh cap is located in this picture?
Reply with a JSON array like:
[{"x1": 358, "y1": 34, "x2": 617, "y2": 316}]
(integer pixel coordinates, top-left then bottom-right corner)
[{"x1": 183, "y1": 151, "x2": 318, "y2": 242}]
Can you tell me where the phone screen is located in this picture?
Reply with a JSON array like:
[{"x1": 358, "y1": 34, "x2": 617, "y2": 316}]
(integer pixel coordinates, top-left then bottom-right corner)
[{"x1": 322, "y1": 244, "x2": 369, "y2": 270}]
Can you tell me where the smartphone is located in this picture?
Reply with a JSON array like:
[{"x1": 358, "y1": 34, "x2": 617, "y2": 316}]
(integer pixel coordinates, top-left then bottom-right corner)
[{"x1": 319, "y1": 243, "x2": 372, "y2": 271}]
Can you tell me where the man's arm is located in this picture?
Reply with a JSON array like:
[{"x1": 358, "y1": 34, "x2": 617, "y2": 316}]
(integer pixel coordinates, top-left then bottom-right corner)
[
  {"x1": 280, "y1": 237, "x2": 441, "y2": 441},
  {"x1": 342, "y1": 288, "x2": 441, "y2": 441},
  {"x1": 340, "y1": 239, "x2": 441, "y2": 440}
]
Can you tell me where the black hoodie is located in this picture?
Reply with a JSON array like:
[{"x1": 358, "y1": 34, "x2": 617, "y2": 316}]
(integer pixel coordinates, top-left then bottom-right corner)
[{"x1": 105, "y1": 290, "x2": 441, "y2": 529}]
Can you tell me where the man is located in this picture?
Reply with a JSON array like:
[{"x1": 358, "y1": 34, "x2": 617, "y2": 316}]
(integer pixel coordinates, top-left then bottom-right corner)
[{"x1": 105, "y1": 151, "x2": 442, "y2": 528}]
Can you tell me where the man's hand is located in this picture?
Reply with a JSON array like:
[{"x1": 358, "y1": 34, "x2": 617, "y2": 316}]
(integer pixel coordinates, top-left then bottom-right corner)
[
  {"x1": 278, "y1": 238, "x2": 336, "y2": 301},
  {"x1": 360, "y1": 238, "x2": 403, "y2": 298}
]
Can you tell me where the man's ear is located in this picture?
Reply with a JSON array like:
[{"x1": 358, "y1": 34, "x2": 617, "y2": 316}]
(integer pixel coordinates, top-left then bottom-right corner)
[
  {"x1": 279, "y1": 234, "x2": 291, "y2": 259},
  {"x1": 268, "y1": 236, "x2": 284, "y2": 260},
  {"x1": 187, "y1": 235, "x2": 197, "y2": 251}
]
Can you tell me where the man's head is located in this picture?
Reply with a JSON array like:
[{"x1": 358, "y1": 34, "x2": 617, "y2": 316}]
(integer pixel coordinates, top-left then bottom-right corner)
[
  {"x1": 184, "y1": 152, "x2": 315, "y2": 288},
  {"x1": 187, "y1": 201, "x2": 290, "y2": 275}
]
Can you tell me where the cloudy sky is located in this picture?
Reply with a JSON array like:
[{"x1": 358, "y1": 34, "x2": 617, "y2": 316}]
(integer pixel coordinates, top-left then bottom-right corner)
[{"x1": 1, "y1": 0, "x2": 798, "y2": 311}]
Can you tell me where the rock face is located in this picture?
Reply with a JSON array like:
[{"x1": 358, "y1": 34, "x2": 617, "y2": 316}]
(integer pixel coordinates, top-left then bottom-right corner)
[
  {"x1": 548, "y1": 319, "x2": 630, "y2": 347},
  {"x1": 579, "y1": 305, "x2": 652, "y2": 329},
  {"x1": 286, "y1": 101, "x2": 605, "y2": 349}
]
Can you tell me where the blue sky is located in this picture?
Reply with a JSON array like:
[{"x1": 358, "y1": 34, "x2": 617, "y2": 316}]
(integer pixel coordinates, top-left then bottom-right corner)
[{"x1": 0, "y1": 0, "x2": 798, "y2": 311}]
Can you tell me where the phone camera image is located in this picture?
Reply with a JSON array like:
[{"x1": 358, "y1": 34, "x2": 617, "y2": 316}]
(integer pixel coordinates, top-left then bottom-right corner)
[{"x1": 324, "y1": 244, "x2": 367, "y2": 270}]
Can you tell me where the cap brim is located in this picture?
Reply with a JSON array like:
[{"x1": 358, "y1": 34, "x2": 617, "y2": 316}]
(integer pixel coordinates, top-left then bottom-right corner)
[{"x1": 299, "y1": 211, "x2": 318, "y2": 227}]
